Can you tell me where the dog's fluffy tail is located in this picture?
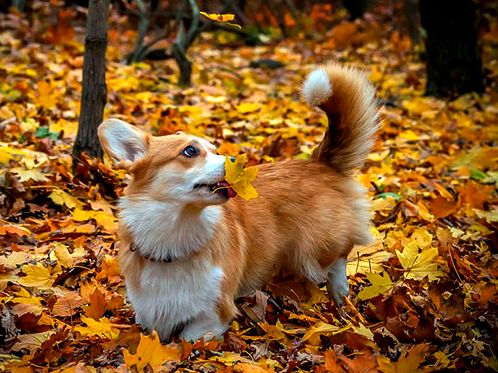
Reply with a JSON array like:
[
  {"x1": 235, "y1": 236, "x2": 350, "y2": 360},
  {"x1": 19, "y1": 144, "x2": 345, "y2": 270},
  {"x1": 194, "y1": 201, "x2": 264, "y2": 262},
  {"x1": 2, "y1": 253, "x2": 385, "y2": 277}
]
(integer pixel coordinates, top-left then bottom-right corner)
[{"x1": 302, "y1": 64, "x2": 379, "y2": 174}]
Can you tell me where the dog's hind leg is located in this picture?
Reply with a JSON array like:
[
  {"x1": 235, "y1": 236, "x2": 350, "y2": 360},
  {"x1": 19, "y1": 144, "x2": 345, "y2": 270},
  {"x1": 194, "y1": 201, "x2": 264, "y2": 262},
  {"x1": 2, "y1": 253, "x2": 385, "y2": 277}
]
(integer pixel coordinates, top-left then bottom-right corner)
[{"x1": 326, "y1": 257, "x2": 349, "y2": 305}]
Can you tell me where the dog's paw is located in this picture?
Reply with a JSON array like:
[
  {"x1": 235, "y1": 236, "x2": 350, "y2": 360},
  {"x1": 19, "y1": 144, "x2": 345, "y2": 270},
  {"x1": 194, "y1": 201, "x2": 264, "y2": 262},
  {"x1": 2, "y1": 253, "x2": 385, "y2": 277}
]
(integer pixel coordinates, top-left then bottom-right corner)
[{"x1": 329, "y1": 276, "x2": 349, "y2": 306}]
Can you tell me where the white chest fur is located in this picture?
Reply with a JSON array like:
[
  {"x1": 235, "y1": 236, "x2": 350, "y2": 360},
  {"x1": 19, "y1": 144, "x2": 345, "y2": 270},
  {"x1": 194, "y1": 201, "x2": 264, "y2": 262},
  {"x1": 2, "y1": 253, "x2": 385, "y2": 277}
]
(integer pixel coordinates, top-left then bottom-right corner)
[
  {"x1": 118, "y1": 198, "x2": 226, "y2": 340},
  {"x1": 126, "y1": 258, "x2": 224, "y2": 340}
]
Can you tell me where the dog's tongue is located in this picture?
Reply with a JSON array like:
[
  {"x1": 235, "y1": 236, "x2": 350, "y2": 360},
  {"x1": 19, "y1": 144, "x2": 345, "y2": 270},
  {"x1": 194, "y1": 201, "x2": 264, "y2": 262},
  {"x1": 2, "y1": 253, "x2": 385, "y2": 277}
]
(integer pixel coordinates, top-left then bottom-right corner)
[{"x1": 216, "y1": 181, "x2": 237, "y2": 198}]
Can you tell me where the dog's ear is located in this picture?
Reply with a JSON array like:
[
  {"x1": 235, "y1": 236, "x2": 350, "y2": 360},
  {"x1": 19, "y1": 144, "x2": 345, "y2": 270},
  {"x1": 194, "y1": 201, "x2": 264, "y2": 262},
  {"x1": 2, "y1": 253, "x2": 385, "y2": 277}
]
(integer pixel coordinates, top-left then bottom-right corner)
[{"x1": 98, "y1": 119, "x2": 149, "y2": 168}]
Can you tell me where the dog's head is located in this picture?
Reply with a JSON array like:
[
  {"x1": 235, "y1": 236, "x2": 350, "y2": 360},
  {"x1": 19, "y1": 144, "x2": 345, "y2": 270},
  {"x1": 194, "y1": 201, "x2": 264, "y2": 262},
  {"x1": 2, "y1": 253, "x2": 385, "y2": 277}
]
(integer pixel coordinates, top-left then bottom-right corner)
[{"x1": 98, "y1": 119, "x2": 232, "y2": 206}]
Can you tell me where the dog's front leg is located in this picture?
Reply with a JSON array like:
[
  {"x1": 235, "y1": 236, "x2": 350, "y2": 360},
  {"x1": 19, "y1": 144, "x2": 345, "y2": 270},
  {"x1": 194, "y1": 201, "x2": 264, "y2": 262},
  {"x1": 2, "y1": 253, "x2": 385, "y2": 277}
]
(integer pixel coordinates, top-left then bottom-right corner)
[
  {"x1": 179, "y1": 310, "x2": 229, "y2": 342},
  {"x1": 326, "y1": 257, "x2": 349, "y2": 305}
]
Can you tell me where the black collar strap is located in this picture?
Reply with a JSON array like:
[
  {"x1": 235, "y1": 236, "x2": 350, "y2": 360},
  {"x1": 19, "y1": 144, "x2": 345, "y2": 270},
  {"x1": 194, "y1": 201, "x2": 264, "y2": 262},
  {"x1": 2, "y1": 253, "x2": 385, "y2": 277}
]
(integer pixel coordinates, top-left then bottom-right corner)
[{"x1": 129, "y1": 243, "x2": 173, "y2": 263}]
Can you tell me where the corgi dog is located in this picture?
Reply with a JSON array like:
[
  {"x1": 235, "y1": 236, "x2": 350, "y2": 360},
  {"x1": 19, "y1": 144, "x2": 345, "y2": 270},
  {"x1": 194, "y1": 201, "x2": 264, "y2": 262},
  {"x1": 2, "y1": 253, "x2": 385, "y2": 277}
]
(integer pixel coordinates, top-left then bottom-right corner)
[{"x1": 98, "y1": 64, "x2": 379, "y2": 342}]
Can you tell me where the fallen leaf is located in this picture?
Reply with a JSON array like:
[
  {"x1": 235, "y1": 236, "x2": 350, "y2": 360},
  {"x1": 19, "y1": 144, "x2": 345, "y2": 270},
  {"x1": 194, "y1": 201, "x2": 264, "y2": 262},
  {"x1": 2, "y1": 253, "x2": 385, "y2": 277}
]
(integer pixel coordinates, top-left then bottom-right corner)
[
  {"x1": 123, "y1": 331, "x2": 181, "y2": 371},
  {"x1": 17, "y1": 263, "x2": 55, "y2": 288},
  {"x1": 357, "y1": 272, "x2": 393, "y2": 300},
  {"x1": 396, "y1": 241, "x2": 443, "y2": 281}
]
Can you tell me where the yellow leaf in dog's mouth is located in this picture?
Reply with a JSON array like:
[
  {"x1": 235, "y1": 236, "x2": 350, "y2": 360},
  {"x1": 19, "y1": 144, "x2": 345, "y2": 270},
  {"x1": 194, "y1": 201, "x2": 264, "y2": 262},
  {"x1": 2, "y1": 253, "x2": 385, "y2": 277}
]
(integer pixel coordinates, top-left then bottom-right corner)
[{"x1": 224, "y1": 154, "x2": 259, "y2": 200}]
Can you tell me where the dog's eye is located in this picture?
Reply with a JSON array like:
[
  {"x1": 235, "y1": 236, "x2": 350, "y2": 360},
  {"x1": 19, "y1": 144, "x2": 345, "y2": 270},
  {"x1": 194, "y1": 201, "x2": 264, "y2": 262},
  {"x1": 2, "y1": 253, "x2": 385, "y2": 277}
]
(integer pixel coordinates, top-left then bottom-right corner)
[{"x1": 183, "y1": 145, "x2": 199, "y2": 158}]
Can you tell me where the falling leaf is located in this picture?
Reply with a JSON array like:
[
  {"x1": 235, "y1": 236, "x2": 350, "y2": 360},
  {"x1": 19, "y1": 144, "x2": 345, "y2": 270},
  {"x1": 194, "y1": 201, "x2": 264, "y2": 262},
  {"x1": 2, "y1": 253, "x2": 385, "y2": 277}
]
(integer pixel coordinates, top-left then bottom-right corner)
[
  {"x1": 200, "y1": 11, "x2": 234, "y2": 22},
  {"x1": 123, "y1": 331, "x2": 181, "y2": 371}
]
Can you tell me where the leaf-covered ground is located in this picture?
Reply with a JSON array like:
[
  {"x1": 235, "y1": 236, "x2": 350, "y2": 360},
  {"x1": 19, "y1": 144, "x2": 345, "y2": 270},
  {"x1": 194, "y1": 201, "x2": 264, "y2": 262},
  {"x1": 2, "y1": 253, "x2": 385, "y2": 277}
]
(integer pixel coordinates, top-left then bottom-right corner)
[{"x1": 1, "y1": 3, "x2": 497, "y2": 372}]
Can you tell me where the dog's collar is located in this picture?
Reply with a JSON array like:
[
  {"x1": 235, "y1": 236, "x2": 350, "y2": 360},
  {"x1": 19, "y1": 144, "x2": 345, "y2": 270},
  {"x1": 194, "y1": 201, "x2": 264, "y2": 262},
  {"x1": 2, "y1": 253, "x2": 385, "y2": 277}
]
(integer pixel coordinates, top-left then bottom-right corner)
[{"x1": 129, "y1": 243, "x2": 174, "y2": 263}]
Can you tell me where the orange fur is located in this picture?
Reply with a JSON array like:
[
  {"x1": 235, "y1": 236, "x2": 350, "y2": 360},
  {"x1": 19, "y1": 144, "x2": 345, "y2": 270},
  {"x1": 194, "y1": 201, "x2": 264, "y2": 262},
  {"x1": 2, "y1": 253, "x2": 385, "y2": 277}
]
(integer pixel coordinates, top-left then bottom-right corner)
[{"x1": 99, "y1": 64, "x2": 379, "y2": 341}]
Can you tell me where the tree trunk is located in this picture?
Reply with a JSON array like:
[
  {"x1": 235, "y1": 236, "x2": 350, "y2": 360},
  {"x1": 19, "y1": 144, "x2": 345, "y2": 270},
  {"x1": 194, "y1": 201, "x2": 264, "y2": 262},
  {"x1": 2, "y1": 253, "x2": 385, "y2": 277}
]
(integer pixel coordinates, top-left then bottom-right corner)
[
  {"x1": 343, "y1": 0, "x2": 368, "y2": 20},
  {"x1": 420, "y1": 0, "x2": 484, "y2": 97},
  {"x1": 73, "y1": 0, "x2": 110, "y2": 161},
  {"x1": 171, "y1": 0, "x2": 199, "y2": 87},
  {"x1": 404, "y1": 0, "x2": 420, "y2": 45}
]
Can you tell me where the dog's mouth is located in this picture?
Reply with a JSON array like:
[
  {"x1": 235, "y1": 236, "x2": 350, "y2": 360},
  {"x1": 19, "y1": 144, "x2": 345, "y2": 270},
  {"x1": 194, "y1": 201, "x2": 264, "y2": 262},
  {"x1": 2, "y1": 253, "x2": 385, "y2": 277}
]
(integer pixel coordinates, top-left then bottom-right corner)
[{"x1": 193, "y1": 181, "x2": 237, "y2": 199}]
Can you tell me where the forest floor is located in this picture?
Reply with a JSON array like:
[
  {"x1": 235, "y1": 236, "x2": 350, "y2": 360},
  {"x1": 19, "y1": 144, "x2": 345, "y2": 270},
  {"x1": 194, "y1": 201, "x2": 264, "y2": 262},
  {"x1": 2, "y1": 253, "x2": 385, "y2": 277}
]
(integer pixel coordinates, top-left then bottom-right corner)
[{"x1": 0, "y1": 3, "x2": 497, "y2": 372}]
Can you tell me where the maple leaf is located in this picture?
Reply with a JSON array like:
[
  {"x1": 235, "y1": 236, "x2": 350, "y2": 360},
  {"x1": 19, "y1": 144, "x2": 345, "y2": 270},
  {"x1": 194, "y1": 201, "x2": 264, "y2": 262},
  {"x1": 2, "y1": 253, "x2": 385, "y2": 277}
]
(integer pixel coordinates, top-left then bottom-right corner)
[
  {"x1": 10, "y1": 287, "x2": 44, "y2": 316},
  {"x1": 72, "y1": 208, "x2": 117, "y2": 232},
  {"x1": 74, "y1": 317, "x2": 120, "y2": 340},
  {"x1": 51, "y1": 243, "x2": 74, "y2": 267},
  {"x1": 17, "y1": 263, "x2": 55, "y2": 288},
  {"x1": 123, "y1": 331, "x2": 181, "y2": 371},
  {"x1": 200, "y1": 12, "x2": 241, "y2": 29},
  {"x1": 49, "y1": 188, "x2": 84, "y2": 210},
  {"x1": 302, "y1": 322, "x2": 350, "y2": 344},
  {"x1": 357, "y1": 272, "x2": 393, "y2": 300},
  {"x1": 0, "y1": 223, "x2": 31, "y2": 237},
  {"x1": 82, "y1": 287, "x2": 107, "y2": 319},
  {"x1": 11, "y1": 331, "x2": 55, "y2": 353},
  {"x1": 36, "y1": 80, "x2": 58, "y2": 109},
  {"x1": 0, "y1": 251, "x2": 31, "y2": 269},
  {"x1": 377, "y1": 344, "x2": 430, "y2": 373},
  {"x1": 10, "y1": 167, "x2": 48, "y2": 182},
  {"x1": 351, "y1": 323, "x2": 375, "y2": 341},
  {"x1": 52, "y1": 291, "x2": 84, "y2": 317},
  {"x1": 236, "y1": 103, "x2": 262, "y2": 114},
  {"x1": 396, "y1": 241, "x2": 444, "y2": 281},
  {"x1": 224, "y1": 154, "x2": 259, "y2": 200}
]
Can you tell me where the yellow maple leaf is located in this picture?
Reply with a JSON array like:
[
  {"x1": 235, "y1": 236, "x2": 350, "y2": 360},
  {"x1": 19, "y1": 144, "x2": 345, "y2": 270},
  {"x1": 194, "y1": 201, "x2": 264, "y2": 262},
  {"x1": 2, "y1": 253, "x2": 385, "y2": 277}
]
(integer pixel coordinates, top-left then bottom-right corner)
[
  {"x1": 396, "y1": 241, "x2": 443, "y2": 281},
  {"x1": 72, "y1": 208, "x2": 116, "y2": 232},
  {"x1": 49, "y1": 188, "x2": 84, "y2": 210},
  {"x1": 17, "y1": 263, "x2": 54, "y2": 288},
  {"x1": 74, "y1": 316, "x2": 120, "y2": 340},
  {"x1": 123, "y1": 331, "x2": 181, "y2": 371},
  {"x1": 200, "y1": 11, "x2": 241, "y2": 29},
  {"x1": 302, "y1": 322, "x2": 350, "y2": 344},
  {"x1": 10, "y1": 167, "x2": 48, "y2": 182},
  {"x1": 378, "y1": 343, "x2": 430, "y2": 373},
  {"x1": 53, "y1": 243, "x2": 75, "y2": 267},
  {"x1": 236, "y1": 103, "x2": 262, "y2": 114},
  {"x1": 11, "y1": 287, "x2": 44, "y2": 314},
  {"x1": 357, "y1": 272, "x2": 393, "y2": 300},
  {"x1": 11, "y1": 331, "x2": 55, "y2": 353},
  {"x1": 37, "y1": 80, "x2": 57, "y2": 109},
  {"x1": 224, "y1": 154, "x2": 259, "y2": 200},
  {"x1": 200, "y1": 11, "x2": 235, "y2": 22},
  {"x1": 0, "y1": 147, "x2": 13, "y2": 164}
]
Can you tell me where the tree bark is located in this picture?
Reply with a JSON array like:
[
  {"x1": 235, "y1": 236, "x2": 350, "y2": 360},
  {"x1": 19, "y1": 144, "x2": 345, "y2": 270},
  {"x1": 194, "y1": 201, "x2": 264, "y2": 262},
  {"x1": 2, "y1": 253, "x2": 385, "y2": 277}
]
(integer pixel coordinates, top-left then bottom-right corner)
[
  {"x1": 404, "y1": 0, "x2": 420, "y2": 44},
  {"x1": 73, "y1": 0, "x2": 110, "y2": 161},
  {"x1": 171, "y1": 0, "x2": 199, "y2": 86},
  {"x1": 343, "y1": 0, "x2": 368, "y2": 20},
  {"x1": 420, "y1": 0, "x2": 484, "y2": 97}
]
